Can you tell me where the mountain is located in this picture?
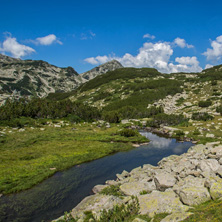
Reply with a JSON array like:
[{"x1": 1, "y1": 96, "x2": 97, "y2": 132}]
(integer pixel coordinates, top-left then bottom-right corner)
[
  {"x1": 80, "y1": 60, "x2": 123, "y2": 82},
  {"x1": 0, "y1": 55, "x2": 123, "y2": 103}
]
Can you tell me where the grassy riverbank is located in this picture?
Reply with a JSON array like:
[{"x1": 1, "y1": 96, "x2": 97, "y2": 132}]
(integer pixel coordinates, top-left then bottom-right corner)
[{"x1": 0, "y1": 122, "x2": 148, "y2": 194}]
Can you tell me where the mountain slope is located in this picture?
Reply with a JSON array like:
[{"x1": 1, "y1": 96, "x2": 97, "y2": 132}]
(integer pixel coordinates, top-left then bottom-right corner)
[{"x1": 0, "y1": 55, "x2": 123, "y2": 103}]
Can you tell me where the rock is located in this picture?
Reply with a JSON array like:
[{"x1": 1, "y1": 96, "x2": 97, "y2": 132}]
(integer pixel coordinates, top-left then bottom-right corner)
[
  {"x1": 132, "y1": 218, "x2": 147, "y2": 222},
  {"x1": 206, "y1": 133, "x2": 215, "y2": 138},
  {"x1": 138, "y1": 190, "x2": 189, "y2": 217},
  {"x1": 210, "y1": 181, "x2": 222, "y2": 200},
  {"x1": 154, "y1": 172, "x2": 177, "y2": 191},
  {"x1": 116, "y1": 170, "x2": 129, "y2": 181},
  {"x1": 179, "y1": 186, "x2": 211, "y2": 206},
  {"x1": 211, "y1": 145, "x2": 222, "y2": 158},
  {"x1": 184, "y1": 102, "x2": 192, "y2": 106},
  {"x1": 105, "y1": 180, "x2": 119, "y2": 186},
  {"x1": 92, "y1": 185, "x2": 109, "y2": 194},
  {"x1": 120, "y1": 181, "x2": 156, "y2": 196},
  {"x1": 160, "y1": 212, "x2": 193, "y2": 222},
  {"x1": 71, "y1": 194, "x2": 124, "y2": 220},
  {"x1": 198, "y1": 159, "x2": 220, "y2": 173}
]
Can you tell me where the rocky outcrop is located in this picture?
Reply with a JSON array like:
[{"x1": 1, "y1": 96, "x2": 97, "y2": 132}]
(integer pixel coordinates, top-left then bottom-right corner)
[
  {"x1": 0, "y1": 55, "x2": 124, "y2": 104},
  {"x1": 60, "y1": 142, "x2": 222, "y2": 221},
  {"x1": 80, "y1": 60, "x2": 123, "y2": 81},
  {"x1": 0, "y1": 54, "x2": 83, "y2": 103}
]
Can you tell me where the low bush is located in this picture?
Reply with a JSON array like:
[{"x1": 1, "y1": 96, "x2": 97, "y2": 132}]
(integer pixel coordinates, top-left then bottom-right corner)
[
  {"x1": 103, "y1": 111, "x2": 120, "y2": 123},
  {"x1": 100, "y1": 184, "x2": 123, "y2": 197},
  {"x1": 192, "y1": 112, "x2": 213, "y2": 121},
  {"x1": 119, "y1": 128, "x2": 138, "y2": 137},
  {"x1": 146, "y1": 113, "x2": 188, "y2": 128},
  {"x1": 198, "y1": 100, "x2": 212, "y2": 107}
]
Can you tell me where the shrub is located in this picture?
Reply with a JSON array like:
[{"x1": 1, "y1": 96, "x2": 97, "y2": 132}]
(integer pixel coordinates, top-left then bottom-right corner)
[
  {"x1": 216, "y1": 105, "x2": 222, "y2": 115},
  {"x1": 146, "y1": 113, "x2": 188, "y2": 128},
  {"x1": 100, "y1": 184, "x2": 123, "y2": 197},
  {"x1": 99, "y1": 196, "x2": 139, "y2": 222},
  {"x1": 192, "y1": 112, "x2": 213, "y2": 121},
  {"x1": 198, "y1": 100, "x2": 212, "y2": 107},
  {"x1": 211, "y1": 80, "x2": 217, "y2": 85},
  {"x1": 67, "y1": 114, "x2": 82, "y2": 123},
  {"x1": 120, "y1": 128, "x2": 138, "y2": 137},
  {"x1": 103, "y1": 111, "x2": 120, "y2": 123},
  {"x1": 175, "y1": 130, "x2": 185, "y2": 139}
]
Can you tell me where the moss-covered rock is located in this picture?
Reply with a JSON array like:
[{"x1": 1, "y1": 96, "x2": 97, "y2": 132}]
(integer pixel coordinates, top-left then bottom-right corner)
[{"x1": 138, "y1": 190, "x2": 189, "y2": 217}]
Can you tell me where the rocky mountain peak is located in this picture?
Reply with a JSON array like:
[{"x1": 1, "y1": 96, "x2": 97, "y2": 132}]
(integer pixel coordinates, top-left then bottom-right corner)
[
  {"x1": 0, "y1": 54, "x2": 20, "y2": 63},
  {"x1": 80, "y1": 59, "x2": 123, "y2": 81}
]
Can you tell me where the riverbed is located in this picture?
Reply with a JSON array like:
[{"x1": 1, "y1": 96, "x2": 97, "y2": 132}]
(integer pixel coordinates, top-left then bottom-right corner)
[{"x1": 0, "y1": 131, "x2": 193, "y2": 222}]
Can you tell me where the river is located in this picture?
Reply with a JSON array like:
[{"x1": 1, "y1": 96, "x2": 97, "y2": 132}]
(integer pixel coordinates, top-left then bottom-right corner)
[{"x1": 0, "y1": 131, "x2": 193, "y2": 222}]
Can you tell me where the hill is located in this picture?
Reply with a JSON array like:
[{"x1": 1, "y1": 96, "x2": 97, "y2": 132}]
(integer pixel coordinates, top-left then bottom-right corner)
[{"x1": 0, "y1": 55, "x2": 123, "y2": 103}]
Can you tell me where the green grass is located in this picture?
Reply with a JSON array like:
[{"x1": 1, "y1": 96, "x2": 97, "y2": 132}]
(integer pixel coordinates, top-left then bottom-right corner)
[
  {"x1": 0, "y1": 123, "x2": 148, "y2": 194},
  {"x1": 100, "y1": 184, "x2": 123, "y2": 197},
  {"x1": 184, "y1": 199, "x2": 222, "y2": 222}
]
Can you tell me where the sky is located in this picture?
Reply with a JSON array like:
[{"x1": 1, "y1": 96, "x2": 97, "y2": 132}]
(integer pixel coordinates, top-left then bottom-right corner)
[{"x1": 1, "y1": 0, "x2": 222, "y2": 74}]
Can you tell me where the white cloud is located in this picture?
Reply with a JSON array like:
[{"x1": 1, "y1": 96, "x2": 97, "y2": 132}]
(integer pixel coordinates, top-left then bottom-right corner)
[
  {"x1": 84, "y1": 41, "x2": 202, "y2": 73},
  {"x1": 80, "y1": 31, "x2": 96, "y2": 40},
  {"x1": 205, "y1": 64, "x2": 213, "y2": 69},
  {"x1": 0, "y1": 36, "x2": 35, "y2": 58},
  {"x1": 172, "y1": 56, "x2": 202, "y2": 73},
  {"x1": 84, "y1": 56, "x2": 109, "y2": 65},
  {"x1": 36, "y1": 34, "x2": 62, "y2": 45},
  {"x1": 143, "y1": 33, "x2": 155, "y2": 39},
  {"x1": 174, "y1": 37, "x2": 194, "y2": 48},
  {"x1": 203, "y1": 35, "x2": 222, "y2": 60}
]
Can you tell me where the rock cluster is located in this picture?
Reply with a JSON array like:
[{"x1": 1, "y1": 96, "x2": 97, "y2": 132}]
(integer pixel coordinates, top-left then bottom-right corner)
[{"x1": 62, "y1": 143, "x2": 222, "y2": 222}]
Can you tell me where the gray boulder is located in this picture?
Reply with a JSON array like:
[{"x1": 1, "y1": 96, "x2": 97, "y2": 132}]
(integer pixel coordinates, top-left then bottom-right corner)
[
  {"x1": 179, "y1": 186, "x2": 211, "y2": 206},
  {"x1": 160, "y1": 212, "x2": 193, "y2": 222},
  {"x1": 138, "y1": 190, "x2": 189, "y2": 217},
  {"x1": 120, "y1": 181, "x2": 156, "y2": 196},
  {"x1": 154, "y1": 172, "x2": 177, "y2": 191},
  {"x1": 209, "y1": 180, "x2": 222, "y2": 200}
]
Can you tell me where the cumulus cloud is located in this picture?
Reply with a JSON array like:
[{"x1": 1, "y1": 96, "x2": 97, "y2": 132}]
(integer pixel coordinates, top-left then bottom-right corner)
[
  {"x1": 84, "y1": 41, "x2": 202, "y2": 73},
  {"x1": 36, "y1": 34, "x2": 62, "y2": 45},
  {"x1": 143, "y1": 33, "x2": 155, "y2": 39},
  {"x1": 85, "y1": 55, "x2": 109, "y2": 65},
  {"x1": 205, "y1": 64, "x2": 213, "y2": 69},
  {"x1": 203, "y1": 35, "x2": 222, "y2": 61},
  {"x1": 174, "y1": 37, "x2": 194, "y2": 48},
  {"x1": 170, "y1": 56, "x2": 202, "y2": 73},
  {"x1": 0, "y1": 36, "x2": 35, "y2": 58}
]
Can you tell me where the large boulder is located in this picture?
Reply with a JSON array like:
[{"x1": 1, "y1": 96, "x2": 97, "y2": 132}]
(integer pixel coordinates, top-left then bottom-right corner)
[
  {"x1": 179, "y1": 186, "x2": 211, "y2": 206},
  {"x1": 154, "y1": 172, "x2": 177, "y2": 191},
  {"x1": 160, "y1": 212, "x2": 193, "y2": 222},
  {"x1": 71, "y1": 194, "x2": 124, "y2": 219},
  {"x1": 209, "y1": 180, "x2": 222, "y2": 200},
  {"x1": 210, "y1": 145, "x2": 222, "y2": 158},
  {"x1": 198, "y1": 159, "x2": 220, "y2": 173},
  {"x1": 120, "y1": 181, "x2": 156, "y2": 196},
  {"x1": 138, "y1": 190, "x2": 189, "y2": 217},
  {"x1": 92, "y1": 184, "x2": 108, "y2": 194}
]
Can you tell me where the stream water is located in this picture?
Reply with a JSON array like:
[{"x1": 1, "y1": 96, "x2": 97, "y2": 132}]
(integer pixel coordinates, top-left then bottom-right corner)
[{"x1": 0, "y1": 131, "x2": 193, "y2": 222}]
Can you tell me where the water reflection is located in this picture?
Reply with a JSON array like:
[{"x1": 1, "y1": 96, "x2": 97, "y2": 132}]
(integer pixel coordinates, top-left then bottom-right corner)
[{"x1": 0, "y1": 131, "x2": 193, "y2": 222}]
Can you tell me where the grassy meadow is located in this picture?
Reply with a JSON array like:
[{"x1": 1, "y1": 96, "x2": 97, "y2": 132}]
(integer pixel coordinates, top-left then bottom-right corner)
[{"x1": 0, "y1": 122, "x2": 148, "y2": 194}]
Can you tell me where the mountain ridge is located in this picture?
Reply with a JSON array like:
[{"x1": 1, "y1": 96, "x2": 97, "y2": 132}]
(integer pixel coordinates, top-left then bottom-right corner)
[{"x1": 0, "y1": 54, "x2": 123, "y2": 103}]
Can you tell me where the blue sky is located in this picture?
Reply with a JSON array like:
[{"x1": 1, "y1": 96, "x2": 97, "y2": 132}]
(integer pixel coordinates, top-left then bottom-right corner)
[{"x1": 1, "y1": 0, "x2": 222, "y2": 73}]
